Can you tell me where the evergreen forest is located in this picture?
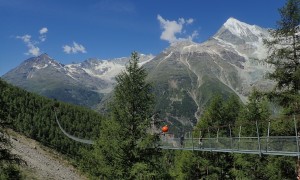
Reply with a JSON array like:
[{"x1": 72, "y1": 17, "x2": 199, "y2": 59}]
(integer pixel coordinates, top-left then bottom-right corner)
[{"x1": 1, "y1": 0, "x2": 300, "y2": 179}]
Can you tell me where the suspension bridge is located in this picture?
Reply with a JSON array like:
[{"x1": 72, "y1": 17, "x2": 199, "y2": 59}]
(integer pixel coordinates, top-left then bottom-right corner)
[
  {"x1": 160, "y1": 136, "x2": 300, "y2": 157},
  {"x1": 54, "y1": 111, "x2": 300, "y2": 157}
]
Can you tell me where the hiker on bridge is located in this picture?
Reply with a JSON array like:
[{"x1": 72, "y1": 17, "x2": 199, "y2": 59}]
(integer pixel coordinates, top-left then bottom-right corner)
[
  {"x1": 199, "y1": 136, "x2": 203, "y2": 149},
  {"x1": 180, "y1": 135, "x2": 184, "y2": 148}
]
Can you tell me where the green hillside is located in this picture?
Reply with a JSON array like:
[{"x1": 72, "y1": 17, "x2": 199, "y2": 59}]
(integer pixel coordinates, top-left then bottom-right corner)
[{"x1": 0, "y1": 78, "x2": 103, "y2": 158}]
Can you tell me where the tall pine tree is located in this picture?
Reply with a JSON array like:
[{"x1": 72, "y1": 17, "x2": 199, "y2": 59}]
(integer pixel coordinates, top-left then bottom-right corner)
[
  {"x1": 263, "y1": 1, "x2": 300, "y2": 179},
  {"x1": 90, "y1": 52, "x2": 166, "y2": 179},
  {"x1": 264, "y1": 0, "x2": 300, "y2": 113}
]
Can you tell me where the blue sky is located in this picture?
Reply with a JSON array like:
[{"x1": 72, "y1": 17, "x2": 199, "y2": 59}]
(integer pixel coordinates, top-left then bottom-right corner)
[{"x1": 0, "y1": 0, "x2": 286, "y2": 76}]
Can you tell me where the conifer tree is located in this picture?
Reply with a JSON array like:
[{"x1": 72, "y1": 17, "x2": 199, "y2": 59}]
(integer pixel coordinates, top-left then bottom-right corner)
[
  {"x1": 264, "y1": 0, "x2": 300, "y2": 113},
  {"x1": 264, "y1": 1, "x2": 300, "y2": 178},
  {"x1": 91, "y1": 52, "x2": 166, "y2": 179}
]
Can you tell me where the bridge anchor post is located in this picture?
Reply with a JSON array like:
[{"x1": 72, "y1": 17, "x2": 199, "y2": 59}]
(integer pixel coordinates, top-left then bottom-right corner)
[
  {"x1": 293, "y1": 114, "x2": 300, "y2": 179},
  {"x1": 256, "y1": 120, "x2": 262, "y2": 157}
]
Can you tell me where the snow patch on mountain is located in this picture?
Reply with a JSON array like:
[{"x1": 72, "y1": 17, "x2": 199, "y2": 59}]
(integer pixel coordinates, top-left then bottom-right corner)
[
  {"x1": 224, "y1": 17, "x2": 268, "y2": 39},
  {"x1": 139, "y1": 55, "x2": 155, "y2": 66},
  {"x1": 82, "y1": 61, "x2": 124, "y2": 82},
  {"x1": 213, "y1": 36, "x2": 249, "y2": 59},
  {"x1": 156, "y1": 52, "x2": 173, "y2": 68},
  {"x1": 33, "y1": 64, "x2": 48, "y2": 70},
  {"x1": 62, "y1": 54, "x2": 155, "y2": 90}
]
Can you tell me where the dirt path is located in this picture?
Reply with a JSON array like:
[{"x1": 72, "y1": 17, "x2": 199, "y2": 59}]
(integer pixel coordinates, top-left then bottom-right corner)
[{"x1": 9, "y1": 130, "x2": 87, "y2": 180}]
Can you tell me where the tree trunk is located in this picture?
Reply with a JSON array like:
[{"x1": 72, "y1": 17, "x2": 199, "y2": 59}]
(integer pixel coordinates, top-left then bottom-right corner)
[{"x1": 297, "y1": 159, "x2": 300, "y2": 180}]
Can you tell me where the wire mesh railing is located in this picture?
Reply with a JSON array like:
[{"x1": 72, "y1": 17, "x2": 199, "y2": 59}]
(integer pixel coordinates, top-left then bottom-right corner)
[
  {"x1": 54, "y1": 108, "x2": 300, "y2": 157},
  {"x1": 160, "y1": 136, "x2": 300, "y2": 156}
]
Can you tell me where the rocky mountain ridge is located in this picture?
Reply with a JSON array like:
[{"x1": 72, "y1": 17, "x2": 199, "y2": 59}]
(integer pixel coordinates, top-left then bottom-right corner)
[
  {"x1": 2, "y1": 17, "x2": 274, "y2": 129},
  {"x1": 2, "y1": 53, "x2": 154, "y2": 107},
  {"x1": 144, "y1": 17, "x2": 274, "y2": 128}
]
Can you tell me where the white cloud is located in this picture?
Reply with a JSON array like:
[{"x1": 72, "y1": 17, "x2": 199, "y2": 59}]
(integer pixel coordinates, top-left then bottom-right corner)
[
  {"x1": 39, "y1": 35, "x2": 46, "y2": 42},
  {"x1": 157, "y1": 15, "x2": 197, "y2": 44},
  {"x1": 16, "y1": 34, "x2": 31, "y2": 43},
  {"x1": 16, "y1": 27, "x2": 48, "y2": 56},
  {"x1": 188, "y1": 30, "x2": 199, "y2": 40},
  {"x1": 63, "y1": 45, "x2": 72, "y2": 54},
  {"x1": 39, "y1": 27, "x2": 48, "y2": 42},
  {"x1": 39, "y1": 27, "x2": 48, "y2": 34},
  {"x1": 186, "y1": 18, "x2": 194, "y2": 24},
  {"x1": 27, "y1": 44, "x2": 40, "y2": 56},
  {"x1": 157, "y1": 15, "x2": 184, "y2": 43},
  {"x1": 16, "y1": 34, "x2": 40, "y2": 56},
  {"x1": 63, "y1": 42, "x2": 87, "y2": 54}
]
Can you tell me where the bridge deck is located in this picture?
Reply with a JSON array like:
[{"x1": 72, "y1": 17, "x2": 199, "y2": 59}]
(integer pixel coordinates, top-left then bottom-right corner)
[{"x1": 160, "y1": 136, "x2": 300, "y2": 156}]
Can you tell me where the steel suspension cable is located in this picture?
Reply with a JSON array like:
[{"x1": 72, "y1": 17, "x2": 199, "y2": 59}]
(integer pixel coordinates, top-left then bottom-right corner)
[{"x1": 54, "y1": 110, "x2": 94, "y2": 145}]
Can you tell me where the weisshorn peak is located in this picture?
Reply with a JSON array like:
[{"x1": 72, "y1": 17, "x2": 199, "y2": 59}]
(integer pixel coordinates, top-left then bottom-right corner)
[{"x1": 145, "y1": 17, "x2": 274, "y2": 129}]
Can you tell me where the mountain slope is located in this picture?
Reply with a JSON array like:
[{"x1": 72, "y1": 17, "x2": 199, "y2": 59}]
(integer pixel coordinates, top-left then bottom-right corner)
[
  {"x1": 10, "y1": 130, "x2": 87, "y2": 180},
  {"x1": 144, "y1": 17, "x2": 274, "y2": 129},
  {"x1": 2, "y1": 53, "x2": 154, "y2": 108}
]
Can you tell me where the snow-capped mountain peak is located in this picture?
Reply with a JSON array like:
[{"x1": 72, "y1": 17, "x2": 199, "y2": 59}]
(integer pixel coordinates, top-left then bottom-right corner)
[
  {"x1": 20, "y1": 53, "x2": 63, "y2": 72},
  {"x1": 211, "y1": 17, "x2": 270, "y2": 60},
  {"x1": 223, "y1": 17, "x2": 265, "y2": 39}
]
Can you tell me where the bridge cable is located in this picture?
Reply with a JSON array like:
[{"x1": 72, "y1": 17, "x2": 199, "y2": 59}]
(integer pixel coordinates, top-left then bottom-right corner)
[{"x1": 54, "y1": 110, "x2": 94, "y2": 145}]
